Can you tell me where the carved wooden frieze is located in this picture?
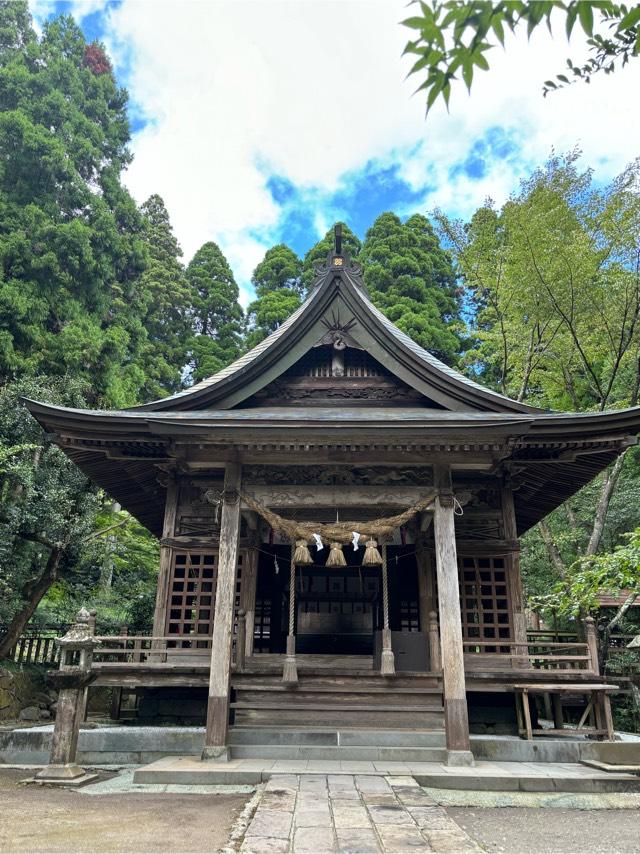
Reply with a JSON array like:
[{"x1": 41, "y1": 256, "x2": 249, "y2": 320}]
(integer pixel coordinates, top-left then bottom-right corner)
[
  {"x1": 246, "y1": 484, "x2": 433, "y2": 508},
  {"x1": 243, "y1": 465, "x2": 434, "y2": 486}
]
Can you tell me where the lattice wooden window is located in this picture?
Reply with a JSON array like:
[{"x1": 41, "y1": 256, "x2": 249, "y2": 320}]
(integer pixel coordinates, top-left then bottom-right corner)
[
  {"x1": 166, "y1": 550, "x2": 217, "y2": 643},
  {"x1": 458, "y1": 556, "x2": 512, "y2": 652},
  {"x1": 166, "y1": 549, "x2": 244, "y2": 646},
  {"x1": 253, "y1": 597, "x2": 272, "y2": 652},
  {"x1": 399, "y1": 599, "x2": 420, "y2": 632}
]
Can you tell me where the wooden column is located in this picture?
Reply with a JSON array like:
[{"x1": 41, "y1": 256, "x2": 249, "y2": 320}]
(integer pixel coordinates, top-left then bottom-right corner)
[
  {"x1": 152, "y1": 472, "x2": 179, "y2": 638},
  {"x1": 416, "y1": 543, "x2": 434, "y2": 633},
  {"x1": 501, "y1": 482, "x2": 529, "y2": 662},
  {"x1": 202, "y1": 461, "x2": 242, "y2": 761},
  {"x1": 240, "y1": 518, "x2": 259, "y2": 659},
  {"x1": 433, "y1": 465, "x2": 473, "y2": 766}
]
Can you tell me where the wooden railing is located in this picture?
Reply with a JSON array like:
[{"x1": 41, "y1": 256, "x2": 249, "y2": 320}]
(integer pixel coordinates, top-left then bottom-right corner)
[
  {"x1": 463, "y1": 640, "x2": 595, "y2": 671},
  {"x1": 528, "y1": 629, "x2": 636, "y2": 650},
  {"x1": 92, "y1": 635, "x2": 215, "y2": 664},
  {"x1": 5, "y1": 632, "x2": 63, "y2": 666}
]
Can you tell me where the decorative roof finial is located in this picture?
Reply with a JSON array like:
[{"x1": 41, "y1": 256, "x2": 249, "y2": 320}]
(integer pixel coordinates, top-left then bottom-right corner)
[{"x1": 334, "y1": 223, "x2": 342, "y2": 255}]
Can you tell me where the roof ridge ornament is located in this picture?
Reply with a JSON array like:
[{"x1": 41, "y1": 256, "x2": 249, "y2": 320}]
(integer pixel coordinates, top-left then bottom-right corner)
[{"x1": 311, "y1": 223, "x2": 365, "y2": 286}]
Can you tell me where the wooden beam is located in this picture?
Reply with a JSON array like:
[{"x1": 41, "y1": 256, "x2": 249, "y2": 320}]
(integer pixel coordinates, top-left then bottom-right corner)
[
  {"x1": 152, "y1": 473, "x2": 178, "y2": 638},
  {"x1": 202, "y1": 461, "x2": 242, "y2": 761},
  {"x1": 433, "y1": 464, "x2": 473, "y2": 766}
]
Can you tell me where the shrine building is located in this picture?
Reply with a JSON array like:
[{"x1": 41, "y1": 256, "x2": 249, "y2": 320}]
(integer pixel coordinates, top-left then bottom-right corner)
[{"x1": 26, "y1": 233, "x2": 640, "y2": 765}]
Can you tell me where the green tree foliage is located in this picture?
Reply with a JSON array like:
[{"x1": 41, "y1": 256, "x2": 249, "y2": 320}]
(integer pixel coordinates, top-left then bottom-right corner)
[
  {"x1": 436, "y1": 151, "x2": 640, "y2": 409},
  {"x1": 532, "y1": 526, "x2": 640, "y2": 618},
  {"x1": 245, "y1": 244, "x2": 303, "y2": 348},
  {"x1": 136, "y1": 195, "x2": 192, "y2": 397},
  {"x1": 301, "y1": 222, "x2": 362, "y2": 291},
  {"x1": 43, "y1": 505, "x2": 160, "y2": 633},
  {"x1": 186, "y1": 241, "x2": 244, "y2": 382},
  {"x1": 0, "y1": 377, "x2": 100, "y2": 655},
  {"x1": 438, "y1": 150, "x2": 640, "y2": 631},
  {"x1": 0, "y1": 3, "x2": 152, "y2": 406},
  {"x1": 403, "y1": 1, "x2": 640, "y2": 112},
  {"x1": 360, "y1": 212, "x2": 462, "y2": 362},
  {"x1": 0, "y1": 377, "x2": 159, "y2": 652}
]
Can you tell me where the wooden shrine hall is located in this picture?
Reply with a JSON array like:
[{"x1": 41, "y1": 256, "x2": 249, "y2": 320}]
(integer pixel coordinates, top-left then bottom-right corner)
[{"x1": 26, "y1": 231, "x2": 640, "y2": 765}]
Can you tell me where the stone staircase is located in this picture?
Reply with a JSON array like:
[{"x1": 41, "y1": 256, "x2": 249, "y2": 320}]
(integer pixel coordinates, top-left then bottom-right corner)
[{"x1": 227, "y1": 725, "x2": 448, "y2": 762}]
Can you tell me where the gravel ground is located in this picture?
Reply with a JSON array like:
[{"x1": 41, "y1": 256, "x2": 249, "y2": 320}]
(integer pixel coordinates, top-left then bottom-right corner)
[
  {"x1": 448, "y1": 806, "x2": 640, "y2": 854},
  {"x1": 0, "y1": 769, "x2": 250, "y2": 853}
]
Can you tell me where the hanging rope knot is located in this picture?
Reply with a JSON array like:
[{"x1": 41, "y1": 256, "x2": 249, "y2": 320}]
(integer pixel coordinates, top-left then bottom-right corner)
[
  {"x1": 293, "y1": 539, "x2": 313, "y2": 565},
  {"x1": 453, "y1": 496, "x2": 464, "y2": 516},
  {"x1": 363, "y1": 539, "x2": 382, "y2": 566},
  {"x1": 326, "y1": 542, "x2": 347, "y2": 566}
]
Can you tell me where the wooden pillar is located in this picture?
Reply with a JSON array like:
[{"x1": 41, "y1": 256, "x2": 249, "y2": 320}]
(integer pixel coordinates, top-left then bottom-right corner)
[
  {"x1": 433, "y1": 464, "x2": 473, "y2": 766},
  {"x1": 501, "y1": 482, "x2": 528, "y2": 662},
  {"x1": 202, "y1": 461, "x2": 242, "y2": 761},
  {"x1": 152, "y1": 472, "x2": 179, "y2": 638},
  {"x1": 416, "y1": 542, "x2": 435, "y2": 633},
  {"x1": 240, "y1": 520, "x2": 259, "y2": 659}
]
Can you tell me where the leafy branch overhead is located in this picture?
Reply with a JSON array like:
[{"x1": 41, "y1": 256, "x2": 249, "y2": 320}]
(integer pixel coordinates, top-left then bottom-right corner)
[{"x1": 402, "y1": 1, "x2": 640, "y2": 112}]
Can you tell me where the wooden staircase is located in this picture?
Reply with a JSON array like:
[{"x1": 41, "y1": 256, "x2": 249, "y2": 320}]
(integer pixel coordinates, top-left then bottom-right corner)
[{"x1": 230, "y1": 671, "x2": 444, "y2": 729}]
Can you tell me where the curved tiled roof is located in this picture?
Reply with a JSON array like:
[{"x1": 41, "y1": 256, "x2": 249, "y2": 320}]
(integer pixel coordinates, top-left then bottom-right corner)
[{"x1": 130, "y1": 256, "x2": 543, "y2": 414}]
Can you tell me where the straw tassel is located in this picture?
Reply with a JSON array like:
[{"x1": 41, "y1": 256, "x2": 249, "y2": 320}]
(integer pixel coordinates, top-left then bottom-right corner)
[
  {"x1": 362, "y1": 539, "x2": 382, "y2": 566},
  {"x1": 326, "y1": 542, "x2": 346, "y2": 566},
  {"x1": 293, "y1": 539, "x2": 313, "y2": 565}
]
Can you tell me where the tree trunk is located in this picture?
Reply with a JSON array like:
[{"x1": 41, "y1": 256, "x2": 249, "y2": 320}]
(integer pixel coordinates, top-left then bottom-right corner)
[
  {"x1": 99, "y1": 502, "x2": 121, "y2": 591},
  {"x1": 0, "y1": 547, "x2": 63, "y2": 660},
  {"x1": 539, "y1": 520, "x2": 567, "y2": 577},
  {"x1": 586, "y1": 452, "x2": 627, "y2": 556}
]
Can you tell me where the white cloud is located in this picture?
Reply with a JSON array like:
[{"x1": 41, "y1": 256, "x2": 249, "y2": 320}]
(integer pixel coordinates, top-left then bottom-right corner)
[{"x1": 33, "y1": 1, "x2": 640, "y2": 294}]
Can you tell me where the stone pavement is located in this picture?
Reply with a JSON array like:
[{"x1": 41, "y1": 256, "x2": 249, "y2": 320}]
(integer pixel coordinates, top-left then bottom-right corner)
[{"x1": 240, "y1": 774, "x2": 481, "y2": 853}]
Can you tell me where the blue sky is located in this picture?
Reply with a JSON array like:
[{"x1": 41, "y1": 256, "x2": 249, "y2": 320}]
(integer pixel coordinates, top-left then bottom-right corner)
[{"x1": 31, "y1": 1, "x2": 640, "y2": 303}]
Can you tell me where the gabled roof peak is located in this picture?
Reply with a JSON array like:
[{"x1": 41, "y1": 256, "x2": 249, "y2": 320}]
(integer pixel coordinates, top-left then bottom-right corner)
[{"x1": 127, "y1": 262, "x2": 545, "y2": 415}]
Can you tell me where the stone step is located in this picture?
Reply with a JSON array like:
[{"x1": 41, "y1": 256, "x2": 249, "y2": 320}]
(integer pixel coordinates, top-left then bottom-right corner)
[
  {"x1": 229, "y1": 743, "x2": 448, "y2": 761},
  {"x1": 133, "y1": 755, "x2": 640, "y2": 793},
  {"x1": 229, "y1": 727, "x2": 446, "y2": 747}
]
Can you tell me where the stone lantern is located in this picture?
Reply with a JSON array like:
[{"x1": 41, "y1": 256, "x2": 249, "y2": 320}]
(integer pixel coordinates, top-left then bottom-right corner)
[{"x1": 35, "y1": 607, "x2": 101, "y2": 785}]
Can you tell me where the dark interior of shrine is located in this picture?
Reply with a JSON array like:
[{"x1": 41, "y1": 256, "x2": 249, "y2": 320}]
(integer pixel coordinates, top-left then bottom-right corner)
[{"x1": 253, "y1": 544, "x2": 421, "y2": 656}]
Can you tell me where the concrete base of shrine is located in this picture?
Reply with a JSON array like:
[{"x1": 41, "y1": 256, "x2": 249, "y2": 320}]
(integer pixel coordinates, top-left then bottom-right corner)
[{"x1": 2, "y1": 724, "x2": 639, "y2": 771}]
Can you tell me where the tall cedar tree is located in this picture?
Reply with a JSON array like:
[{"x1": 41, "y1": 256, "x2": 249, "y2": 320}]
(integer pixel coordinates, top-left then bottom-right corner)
[
  {"x1": 186, "y1": 242, "x2": 244, "y2": 382},
  {"x1": 137, "y1": 195, "x2": 191, "y2": 397},
  {"x1": 301, "y1": 222, "x2": 361, "y2": 291},
  {"x1": 0, "y1": 4, "x2": 149, "y2": 406},
  {"x1": 360, "y1": 213, "x2": 461, "y2": 363},
  {"x1": 245, "y1": 244, "x2": 302, "y2": 348}
]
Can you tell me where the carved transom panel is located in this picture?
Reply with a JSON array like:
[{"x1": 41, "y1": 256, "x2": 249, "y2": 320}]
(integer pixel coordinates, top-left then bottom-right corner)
[{"x1": 242, "y1": 465, "x2": 434, "y2": 486}]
